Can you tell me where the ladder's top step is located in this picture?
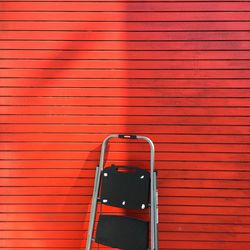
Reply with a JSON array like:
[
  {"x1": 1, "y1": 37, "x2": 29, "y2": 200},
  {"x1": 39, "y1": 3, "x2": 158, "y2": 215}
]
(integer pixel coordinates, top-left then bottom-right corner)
[{"x1": 100, "y1": 164, "x2": 150, "y2": 210}]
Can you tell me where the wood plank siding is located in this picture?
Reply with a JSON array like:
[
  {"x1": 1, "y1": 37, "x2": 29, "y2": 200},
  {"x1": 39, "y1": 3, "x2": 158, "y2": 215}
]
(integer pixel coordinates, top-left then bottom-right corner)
[{"x1": 0, "y1": 0, "x2": 250, "y2": 249}]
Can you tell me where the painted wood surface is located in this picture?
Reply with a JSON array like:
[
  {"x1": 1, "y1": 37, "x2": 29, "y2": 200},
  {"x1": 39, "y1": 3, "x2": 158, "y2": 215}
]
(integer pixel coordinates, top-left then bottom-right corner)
[{"x1": 1, "y1": 0, "x2": 250, "y2": 249}]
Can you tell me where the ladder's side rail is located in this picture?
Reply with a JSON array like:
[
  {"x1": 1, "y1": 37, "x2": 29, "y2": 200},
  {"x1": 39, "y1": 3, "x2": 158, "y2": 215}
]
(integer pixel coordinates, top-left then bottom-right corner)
[
  {"x1": 136, "y1": 135, "x2": 157, "y2": 250},
  {"x1": 86, "y1": 135, "x2": 115, "y2": 250},
  {"x1": 153, "y1": 170, "x2": 159, "y2": 250},
  {"x1": 86, "y1": 166, "x2": 101, "y2": 250}
]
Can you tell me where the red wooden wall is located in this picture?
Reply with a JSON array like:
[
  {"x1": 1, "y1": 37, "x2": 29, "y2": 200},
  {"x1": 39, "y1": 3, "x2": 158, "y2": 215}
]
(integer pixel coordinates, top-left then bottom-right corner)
[{"x1": 1, "y1": 0, "x2": 250, "y2": 249}]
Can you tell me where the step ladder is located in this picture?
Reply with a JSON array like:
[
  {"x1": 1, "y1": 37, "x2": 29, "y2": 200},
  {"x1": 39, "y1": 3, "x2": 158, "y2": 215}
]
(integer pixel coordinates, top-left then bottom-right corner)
[{"x1": 86, "y1": 134, "x2": 158, "y2": 250}]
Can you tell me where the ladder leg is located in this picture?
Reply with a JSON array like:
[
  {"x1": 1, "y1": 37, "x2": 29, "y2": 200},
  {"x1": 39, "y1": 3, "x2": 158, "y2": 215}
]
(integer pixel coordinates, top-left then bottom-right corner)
[
  {"x1": 153, "y1": 171, "x2": 159, "y2": 250},
  {"x1": 86, "y1": 166, "x2": 101, "y2": 250},
  {"x1": 151, "y1": 174, "x2": 155, "y2": 250}
]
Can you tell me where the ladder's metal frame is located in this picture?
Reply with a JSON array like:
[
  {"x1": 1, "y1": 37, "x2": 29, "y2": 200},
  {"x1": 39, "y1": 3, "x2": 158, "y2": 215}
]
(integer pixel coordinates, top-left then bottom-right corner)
[{"x1": 86, "y1": 134, "x2": 158, "y2": 250}]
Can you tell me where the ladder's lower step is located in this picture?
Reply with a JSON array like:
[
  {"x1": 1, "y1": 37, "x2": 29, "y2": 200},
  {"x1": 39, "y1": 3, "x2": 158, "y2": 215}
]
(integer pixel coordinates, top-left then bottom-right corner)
[{"x1": 95, "y1": 215, "x2": 148, "y2": 250}]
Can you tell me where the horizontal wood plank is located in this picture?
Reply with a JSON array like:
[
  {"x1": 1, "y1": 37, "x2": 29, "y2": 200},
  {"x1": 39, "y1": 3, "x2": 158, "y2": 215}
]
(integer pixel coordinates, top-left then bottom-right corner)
[{"x1": 2, "y1": 2, "x2": 250, "y2": 11}]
